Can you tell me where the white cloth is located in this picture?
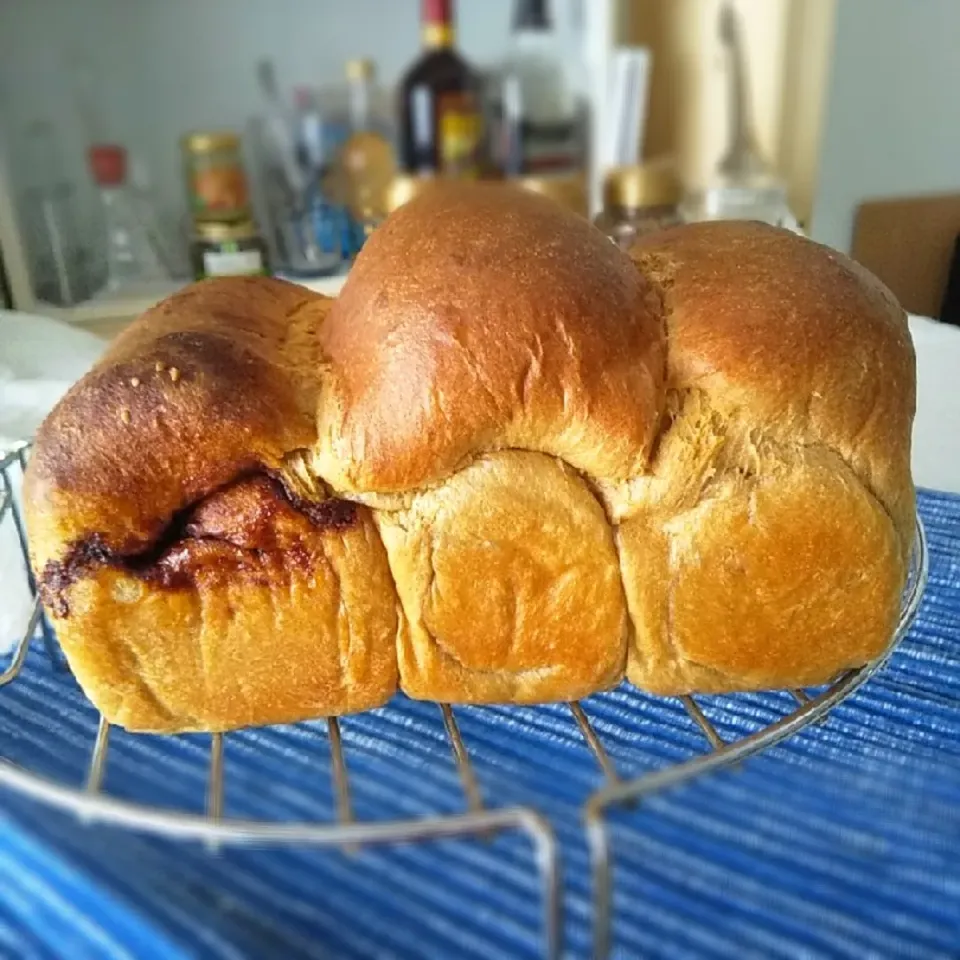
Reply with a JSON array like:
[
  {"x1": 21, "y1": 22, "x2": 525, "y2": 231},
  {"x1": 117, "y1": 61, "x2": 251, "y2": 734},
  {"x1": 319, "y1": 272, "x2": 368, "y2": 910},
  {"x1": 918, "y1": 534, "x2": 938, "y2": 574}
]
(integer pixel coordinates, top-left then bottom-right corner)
[
  {"x1": 0, "y1": 312, "x2": 105, "y2": 651},
  {"x1": 909, "y1": 315, "x2": 960, "y2": 494}
]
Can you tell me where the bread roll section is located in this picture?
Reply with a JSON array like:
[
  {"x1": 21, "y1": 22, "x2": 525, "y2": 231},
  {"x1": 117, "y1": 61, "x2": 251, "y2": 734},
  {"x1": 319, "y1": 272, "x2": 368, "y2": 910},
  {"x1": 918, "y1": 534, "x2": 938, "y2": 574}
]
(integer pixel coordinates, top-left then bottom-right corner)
[
  {"x1": 620, "y1": 444, "x2": 903, "y2": 694},
  {"x1": 41, "y1": 475, "x2": 399, "y2": 732},
  {"x1": 377, "y1": 452, "x2": 627, "y2": 704},
  {"x1": 313, "y1": 182, "x2": 665, "y2": 494},
  {"x1": 616, "y1": 221, "x2": 915, "y2": 694},
  {"x1": 24, "y1": 185, "x2": 918, "y2": 732}
]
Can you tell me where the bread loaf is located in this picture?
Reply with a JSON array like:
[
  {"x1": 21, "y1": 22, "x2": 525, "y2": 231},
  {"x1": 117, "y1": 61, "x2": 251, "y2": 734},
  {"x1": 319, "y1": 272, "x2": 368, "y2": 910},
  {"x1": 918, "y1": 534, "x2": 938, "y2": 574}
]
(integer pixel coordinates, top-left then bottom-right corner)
[{"x1": 24, "y1": 183, "x2": 916, "y2": 732}]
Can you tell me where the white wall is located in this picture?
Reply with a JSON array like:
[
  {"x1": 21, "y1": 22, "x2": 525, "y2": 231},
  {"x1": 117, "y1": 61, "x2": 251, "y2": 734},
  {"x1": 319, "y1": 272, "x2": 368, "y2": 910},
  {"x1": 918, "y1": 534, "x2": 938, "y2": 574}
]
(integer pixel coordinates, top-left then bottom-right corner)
[
  {"x1": 0, "y1": 0, "x2": 587, "y2": 237},
  {"x1": 811, "y1": 0, "x2": 960, "y2": 252}
]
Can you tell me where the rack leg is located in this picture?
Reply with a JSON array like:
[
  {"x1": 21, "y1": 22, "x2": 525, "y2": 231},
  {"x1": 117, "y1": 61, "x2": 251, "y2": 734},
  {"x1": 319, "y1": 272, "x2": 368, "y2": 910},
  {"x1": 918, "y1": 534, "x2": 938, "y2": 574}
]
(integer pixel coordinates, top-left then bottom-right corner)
[
  {"x1": 517, "y1": 810, "x2": 562, "y2": 960},
  {"x1": 680, "y1": 695, "x2": 725, "y2": 749},
  {"x1": 326, "y1": 716, "x2": 359, "y2": 854},
  {"x1": 85, "y1": 715, "x2": 111, "y2": 793},
  {"x1": 4, "y1": 455, "x2": 61, "y2": 670},
  {"x1": 586, "y1": 811, "x2": 612, "y2": 959},
  {"x1": 440, "y1": 704, "x2": 483, "y2": 812},
  {"x1": 791, "y1": 687, "x2": 830, "y2": 725},
  {"x1": 205, "y1": 733, "x2": 224, "y2": 852},
  {"x1": 569, "y1": 702, "x2": 619, "y2": 784}
]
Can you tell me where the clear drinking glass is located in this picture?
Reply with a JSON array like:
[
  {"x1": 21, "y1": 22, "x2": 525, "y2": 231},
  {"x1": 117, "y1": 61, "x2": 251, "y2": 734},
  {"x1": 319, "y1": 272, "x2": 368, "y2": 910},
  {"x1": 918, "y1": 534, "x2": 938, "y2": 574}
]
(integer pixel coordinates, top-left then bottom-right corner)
[{"x1": 679, "y1": 173, "x2": 801, "y2": 233}]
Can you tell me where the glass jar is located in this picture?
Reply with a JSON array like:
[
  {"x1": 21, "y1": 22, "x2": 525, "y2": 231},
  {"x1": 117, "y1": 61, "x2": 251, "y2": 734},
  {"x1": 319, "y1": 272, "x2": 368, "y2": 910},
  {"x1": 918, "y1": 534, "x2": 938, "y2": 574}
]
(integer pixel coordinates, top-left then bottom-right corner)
[
  {"x1": 679, "y1": 173, "x2": 801, "y2": 233},
  {"x1": 594, "y1": 159, "x2": 682, "y2": 250},
  {"x1": 190, "y1": 219, "x2": 269, "y2": 280},
  {"x1": 181, "y1": 131, "x2": 251, "y2": 223}
]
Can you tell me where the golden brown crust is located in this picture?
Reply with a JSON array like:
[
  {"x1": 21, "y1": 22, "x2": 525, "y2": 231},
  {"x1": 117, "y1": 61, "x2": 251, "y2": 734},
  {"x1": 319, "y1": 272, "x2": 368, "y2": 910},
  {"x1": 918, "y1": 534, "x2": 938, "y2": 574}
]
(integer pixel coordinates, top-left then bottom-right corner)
[
  {"x1": 612, "y1": 222, "x2": 914, "y2": 693},
  {"x1": 627, "y1": 222, "x2": 916, "y2": 548},
  {"x1": 619, "y1": 443, "x2": 904, "y2": 693},
  {"x1": 314, "y1": 182, "x2": 665, "y2": 494},
  {"x1": 23, "y1": 277, "x2": 392, "y2": 732},
  {"x1": 26, "y1": 276, "x2": 330, "y2": 571},
  {"x1": 24, "y1": 192, "x2": 918, "y2": 732}
]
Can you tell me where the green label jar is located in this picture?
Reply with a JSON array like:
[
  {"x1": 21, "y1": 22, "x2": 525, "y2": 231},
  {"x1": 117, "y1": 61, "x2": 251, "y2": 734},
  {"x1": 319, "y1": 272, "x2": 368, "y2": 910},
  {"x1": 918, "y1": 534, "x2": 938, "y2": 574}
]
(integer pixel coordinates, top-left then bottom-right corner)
[
  {"x1": 182, "y1": 131, "x2": 251, "y2": 223},
  {"x1": 190, "y1": 220, "x2": 269, "y2": 280}
]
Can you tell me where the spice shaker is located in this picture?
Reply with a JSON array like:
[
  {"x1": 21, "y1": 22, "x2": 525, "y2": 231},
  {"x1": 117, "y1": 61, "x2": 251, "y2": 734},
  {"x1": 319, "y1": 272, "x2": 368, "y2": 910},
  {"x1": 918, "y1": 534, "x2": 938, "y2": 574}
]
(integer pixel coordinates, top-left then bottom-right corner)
[{"x1": 594, "y1": 159, "x2": 681, "y2": 250}]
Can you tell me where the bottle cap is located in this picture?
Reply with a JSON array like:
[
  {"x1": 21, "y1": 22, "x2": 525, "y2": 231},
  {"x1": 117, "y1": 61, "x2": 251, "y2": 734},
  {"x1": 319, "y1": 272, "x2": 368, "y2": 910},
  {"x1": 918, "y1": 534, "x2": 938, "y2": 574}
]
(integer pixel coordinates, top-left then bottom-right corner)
[
  {"x1": 194, "y1": 219, "x2": 259, "y2": 242},
  {"x1": 603, "y1": 158, "x2": 681, "y2": 211},
  {"x1": 88, "y1": 144, "x2": 127, "y2": 186},
  {"x1": 181, "y1": 131, "x2": 241, "y2": 154},
  {"x1": 422, "y1": 0, "x2": 453, "y2": 26}
]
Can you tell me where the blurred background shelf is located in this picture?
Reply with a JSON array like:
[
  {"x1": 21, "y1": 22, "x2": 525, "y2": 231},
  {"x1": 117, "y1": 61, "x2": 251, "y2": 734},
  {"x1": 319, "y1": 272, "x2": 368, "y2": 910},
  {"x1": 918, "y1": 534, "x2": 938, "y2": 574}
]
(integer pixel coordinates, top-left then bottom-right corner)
[
  {"x1": 0, "y1": 0, "x2": 837, "y2": 330},
  {"x1": 3, "y1": 1, "x2": 960, "y2": 333}
]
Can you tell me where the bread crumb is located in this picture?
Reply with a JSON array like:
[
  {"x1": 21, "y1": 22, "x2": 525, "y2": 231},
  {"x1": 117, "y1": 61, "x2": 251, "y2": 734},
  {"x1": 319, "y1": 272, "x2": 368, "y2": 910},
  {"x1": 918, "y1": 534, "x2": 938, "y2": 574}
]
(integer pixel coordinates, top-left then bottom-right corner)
[
  {"x1": 169, "y1": 367, "x2": 180, "y2": 382},
  {"x1": 120, "y1": 408, "x2": 131, "y2": 425},
  {"x1": 155, "y1": 361, "x2": 165, "y2": 373},
  {"x1": 130, "y1": 377, "x2": 141, "y2": 387},
  {"x1": 113, "y1": 579, "x2": 143, "y2": 603}
]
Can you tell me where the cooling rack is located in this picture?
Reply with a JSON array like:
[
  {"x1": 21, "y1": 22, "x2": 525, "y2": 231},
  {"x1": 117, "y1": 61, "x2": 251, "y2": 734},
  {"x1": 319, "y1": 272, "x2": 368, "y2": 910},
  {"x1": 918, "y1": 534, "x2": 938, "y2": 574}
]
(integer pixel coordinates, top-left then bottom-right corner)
[{"x1": 0, "y1": 442, "x2": 928, "y2": 960}]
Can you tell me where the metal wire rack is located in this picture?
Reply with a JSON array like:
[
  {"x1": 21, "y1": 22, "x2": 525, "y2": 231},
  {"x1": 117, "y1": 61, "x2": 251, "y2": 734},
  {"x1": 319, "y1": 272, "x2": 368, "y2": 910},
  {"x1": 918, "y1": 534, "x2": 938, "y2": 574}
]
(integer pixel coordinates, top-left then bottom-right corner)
[{"x1": 0, "y1": 442, "x2": 928, "y2": 959}]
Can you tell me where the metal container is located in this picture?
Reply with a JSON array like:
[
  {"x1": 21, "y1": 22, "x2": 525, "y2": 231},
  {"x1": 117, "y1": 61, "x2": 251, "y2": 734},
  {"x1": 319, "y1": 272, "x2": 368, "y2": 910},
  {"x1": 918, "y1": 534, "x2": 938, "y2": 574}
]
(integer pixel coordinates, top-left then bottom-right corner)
[{"x1": 594, "y1": 159, "x2": 681, "y2": 250}]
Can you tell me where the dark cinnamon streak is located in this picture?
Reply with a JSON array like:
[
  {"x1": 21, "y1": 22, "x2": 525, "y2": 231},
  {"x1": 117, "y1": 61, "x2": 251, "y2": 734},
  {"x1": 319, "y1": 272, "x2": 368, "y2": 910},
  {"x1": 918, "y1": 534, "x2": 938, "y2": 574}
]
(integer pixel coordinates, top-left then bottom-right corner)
[
  {"x1": 39, "y1": 473, "x2": 359, "y2": 618},
  {"x1": 40, "y1": 534, "x2": 114, "y2": 618},
  {"x1": 280, "y1": 490, "x2": 358, "y2": 530}
]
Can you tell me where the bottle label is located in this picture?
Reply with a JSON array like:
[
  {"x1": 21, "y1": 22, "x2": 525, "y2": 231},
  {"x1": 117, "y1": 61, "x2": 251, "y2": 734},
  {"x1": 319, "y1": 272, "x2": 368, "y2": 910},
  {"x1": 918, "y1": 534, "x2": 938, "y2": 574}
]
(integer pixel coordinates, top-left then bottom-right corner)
[
  {"x1": 494, "y1": 114, "x2": 581, "y2": 175},
  {"x1": 438, "y1": 93, "x2": 482, "y2": 178},
  {"x1": 202, "y1": 246, "x2": 264, "y2": 277},
  {"x1": 190, "y1": 164, "x2": 249, "y2": 220},
  {"x1": 521, "y1": 132, "x2": 581, "y2": 174}
]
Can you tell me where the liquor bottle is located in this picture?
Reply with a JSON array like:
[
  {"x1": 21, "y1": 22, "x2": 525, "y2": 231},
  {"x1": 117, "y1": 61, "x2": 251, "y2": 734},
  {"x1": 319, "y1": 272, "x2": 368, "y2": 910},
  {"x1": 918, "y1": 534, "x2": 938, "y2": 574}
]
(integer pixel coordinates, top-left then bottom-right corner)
[
  {"x1": 337, "y1": 58, "x2": 396, "y2": 229},
  {"x1": 497, "y1": 0, "x2": 582, "y2": 175},
  {"x1": 398, "y1": 0, "x2": 483, "y2": 178}
]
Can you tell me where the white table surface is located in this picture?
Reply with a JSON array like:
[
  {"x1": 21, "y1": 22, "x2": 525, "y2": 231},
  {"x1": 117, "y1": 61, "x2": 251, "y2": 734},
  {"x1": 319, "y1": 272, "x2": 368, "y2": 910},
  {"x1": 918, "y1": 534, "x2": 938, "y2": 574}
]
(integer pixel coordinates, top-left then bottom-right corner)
[
  {"x1": 2, "y1": 310, "x2": 959, "y2": 494},
  {"x1": 909, "y1": 315, "x2": 960, "y2": 494}
]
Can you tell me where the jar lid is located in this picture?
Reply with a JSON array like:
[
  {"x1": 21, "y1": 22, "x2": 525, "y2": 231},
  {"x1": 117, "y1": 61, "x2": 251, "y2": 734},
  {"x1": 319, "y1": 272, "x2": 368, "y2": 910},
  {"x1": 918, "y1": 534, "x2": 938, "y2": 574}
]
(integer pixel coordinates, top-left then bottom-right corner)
[
  {"x1": 603, "y1": 158, "x2": 681, "y2": 211},
  {"x1": 194, "y1": 219, "x2": 259, "y2": 242},
  {"x1": 88, "y1": 144, "x2": 127, "y2": 186},
  {"x1": 384, "y1": 174, "x2": 436, "y2": 213},
  {"x1": 517, "y1": 173, "x2": 588, "y2": 217},
  {"x1": 182, "y1": 131, "x2": 242, "y2": 153},
  {"x1": 345, "y1": 58, "x2": 375, "y2": 81}
]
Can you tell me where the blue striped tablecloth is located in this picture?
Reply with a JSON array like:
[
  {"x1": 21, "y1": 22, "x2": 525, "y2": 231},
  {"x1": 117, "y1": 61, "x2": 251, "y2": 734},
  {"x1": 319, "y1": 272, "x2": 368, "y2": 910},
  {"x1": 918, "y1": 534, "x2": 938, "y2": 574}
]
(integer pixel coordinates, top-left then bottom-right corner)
[{"x1": 0, "y1": 490, "x2": 957, "y2": 959}]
